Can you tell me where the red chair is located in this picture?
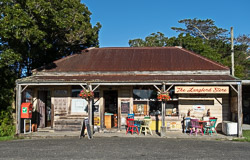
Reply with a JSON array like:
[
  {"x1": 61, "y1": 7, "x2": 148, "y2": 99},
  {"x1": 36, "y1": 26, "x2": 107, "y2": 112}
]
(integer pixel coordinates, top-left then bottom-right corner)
[{"x1": 126, "y1": 118, "x2": 139, "y2": 135}]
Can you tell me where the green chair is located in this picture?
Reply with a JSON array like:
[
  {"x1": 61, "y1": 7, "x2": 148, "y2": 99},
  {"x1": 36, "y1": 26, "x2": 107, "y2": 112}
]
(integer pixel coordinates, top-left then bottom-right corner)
[{"x1": 203, "y1": 118, "x2": 217, "y2": 136}]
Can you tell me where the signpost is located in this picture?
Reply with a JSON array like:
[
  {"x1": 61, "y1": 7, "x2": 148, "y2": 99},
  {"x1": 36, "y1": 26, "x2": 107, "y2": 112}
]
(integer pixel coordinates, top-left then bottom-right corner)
[
  {"x1": 79, "y1": 118, "x2": 85, "y2": 139},
  {"x1": 79, "y1": 118, "x2": 92, "y2": 139},
  {"x1": 85, "y1": 118, "x2": 92, "y2": 139}
]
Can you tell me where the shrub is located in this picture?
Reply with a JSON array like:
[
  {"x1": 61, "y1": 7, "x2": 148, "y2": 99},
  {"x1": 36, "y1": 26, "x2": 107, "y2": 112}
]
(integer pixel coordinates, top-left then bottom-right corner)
[{"x1": 0, "y1": 107, "x2": 15, "y2": 137}]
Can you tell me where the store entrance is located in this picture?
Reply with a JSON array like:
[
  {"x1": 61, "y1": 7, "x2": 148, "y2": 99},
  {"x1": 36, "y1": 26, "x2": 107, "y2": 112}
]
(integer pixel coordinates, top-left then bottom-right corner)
[
  {"x1": 38, "y1": 90, "x2": 52, "y2": 128},
  {"x1": 104, "y1": 90, "x2": 118, "y2": 129}
]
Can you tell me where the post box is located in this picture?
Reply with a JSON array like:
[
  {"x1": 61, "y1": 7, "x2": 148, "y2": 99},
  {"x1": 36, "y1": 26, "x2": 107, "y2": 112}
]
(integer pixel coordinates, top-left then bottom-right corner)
[{"x1": 21, "y1": 103, "x2": 32, "y2": 119}]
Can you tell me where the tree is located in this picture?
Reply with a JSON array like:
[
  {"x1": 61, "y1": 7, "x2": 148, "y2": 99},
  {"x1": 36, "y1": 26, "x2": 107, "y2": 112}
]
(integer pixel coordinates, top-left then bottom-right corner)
[
  {"x1": 166, "y1": 33, "x2": 223, "y2": 63},
  {"x1": 129, "y1": 32, "x2": 168, "y2": 47},
  {"x1": 128, "y1": 18, "x2": 249, "y2": 79},
  {"x1": 171, "y1": 18, "x2": 228, "y2": 41},
  {"x1": 0, "y1": 0, "x2": 101, "y2": 77},
  {"x1": 0, "y1": 0, "x2": 101, "y2": 136}
]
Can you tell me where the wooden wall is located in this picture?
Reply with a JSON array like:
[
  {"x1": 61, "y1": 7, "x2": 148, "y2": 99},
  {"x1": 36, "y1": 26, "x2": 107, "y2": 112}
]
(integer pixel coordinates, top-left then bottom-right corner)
[
  {"x1": 51, "y1": 86, "x2": 87, "y2": 131},
  {"x1": 33, "y1": 85, "x2": 231, "y2": 132},
  {"x1": 178, "y1": 94, "x2": 230, "y2": 131}
]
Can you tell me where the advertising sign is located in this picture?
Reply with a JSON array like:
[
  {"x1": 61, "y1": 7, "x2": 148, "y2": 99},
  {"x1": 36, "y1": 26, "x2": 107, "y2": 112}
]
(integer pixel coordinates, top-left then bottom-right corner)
[{"x1": 192, "y1": 105, "x2": 206, "y2": 112}]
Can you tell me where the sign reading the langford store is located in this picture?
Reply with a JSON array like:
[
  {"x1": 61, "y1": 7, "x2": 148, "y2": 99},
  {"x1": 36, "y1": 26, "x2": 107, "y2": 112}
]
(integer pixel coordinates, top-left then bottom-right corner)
[{"x1": 175, "y1": 86, "x2": 229, "y2": 94}]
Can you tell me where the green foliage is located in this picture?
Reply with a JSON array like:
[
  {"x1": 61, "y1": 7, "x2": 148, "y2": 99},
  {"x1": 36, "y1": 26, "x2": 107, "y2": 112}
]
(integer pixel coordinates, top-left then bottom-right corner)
[
  {"x1": 0, "y1": 107, "x2": 15, "y2": 137},
  {"x1": 128, "y1": 18, "x2": 249, "y2": 80},
  {"x1": 0, "y1": 67, "x2": 16, "y2": 111},
  {"x1": 0, "y1": 64, "x2": 16, "y2": 137},
  {"x1": 233, "y1": 130, "x2": 250, "y2": 142},
  {"x1": 0, "y1": 0, "x2": 101, "y2": 77},
  {"x1": 129, "y1": 32, "x2": 167, "y2": 47},
  {"x1": 0, "y1": 136, "x2": 16, "y2": 141},
  {"x1": 0, "y1": 0, "x2": 101, "y2": 136},
  {"x1": 166, "y1": 34, "x2": 223, "y2": 63},
  {"x1": 171, "y1": 18, "x2": 228, "y2": 40}
]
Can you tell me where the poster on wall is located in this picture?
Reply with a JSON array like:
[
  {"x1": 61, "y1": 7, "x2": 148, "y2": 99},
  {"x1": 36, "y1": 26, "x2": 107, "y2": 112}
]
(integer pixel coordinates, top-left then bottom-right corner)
[
  {"x1": 71, "y1": 99, "x2": 88, "y2": 113},
  {"x1": 192, "y1": 105, "x2": 206, "y2": 112},
  {"x1": 54, "y1": 98, "x2": 68, "y2": 112},
  {"x1": 121, "y1": 102, "x2": 130, "y2": 114}
]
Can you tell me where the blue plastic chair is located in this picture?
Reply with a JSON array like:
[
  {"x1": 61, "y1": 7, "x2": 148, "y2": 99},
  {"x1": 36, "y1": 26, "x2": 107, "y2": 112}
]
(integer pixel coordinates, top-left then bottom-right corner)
[
  {"x1": 184, "y1": 117, "x2": 191, "y2": 133},
  {"x1": 128, "y1": 114, "x2": 135, "y2": 119},
  {"x1": 134, "y1": 120, "x2": 141, "y2": 132}
]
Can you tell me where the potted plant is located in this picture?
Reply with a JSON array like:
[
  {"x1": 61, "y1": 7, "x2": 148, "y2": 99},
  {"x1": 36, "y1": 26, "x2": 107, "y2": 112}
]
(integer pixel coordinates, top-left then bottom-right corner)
[
  {"x1": 79, "y1": 88, "x2": 94, "y2": 101},
  {"x1": 157, "y1": 91, "x2": 171, "y2": 102}
]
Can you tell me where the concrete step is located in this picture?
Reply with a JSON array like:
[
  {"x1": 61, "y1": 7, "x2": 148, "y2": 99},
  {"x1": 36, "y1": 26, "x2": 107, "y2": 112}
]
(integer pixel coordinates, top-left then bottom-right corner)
[{"x1": 37, "y1": 127, "x2": 54, "y2": 133}]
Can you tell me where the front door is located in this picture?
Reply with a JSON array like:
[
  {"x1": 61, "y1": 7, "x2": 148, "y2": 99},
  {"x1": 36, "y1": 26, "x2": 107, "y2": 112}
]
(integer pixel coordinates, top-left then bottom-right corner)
[
  {"x1": 38, "y1": 91, "x2": 52, "y2": 128},
  {"x1": 103, "y1": 90, "x2": 118, "y2": 128}
]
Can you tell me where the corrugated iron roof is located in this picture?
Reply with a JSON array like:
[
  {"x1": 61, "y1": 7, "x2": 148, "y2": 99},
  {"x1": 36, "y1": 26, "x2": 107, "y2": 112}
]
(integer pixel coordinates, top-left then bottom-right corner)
[
  {"x1": 34, "y1": 47, "x2": 229, "y2": 72},
  {"x1": 19, "y1": 75, "x2": 236, "y2": 83}
]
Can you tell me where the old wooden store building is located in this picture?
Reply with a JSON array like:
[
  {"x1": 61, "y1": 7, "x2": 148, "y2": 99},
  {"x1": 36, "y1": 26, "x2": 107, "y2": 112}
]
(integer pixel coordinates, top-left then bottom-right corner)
[{"x1": 16, "y1": 47, "x2": 243, "y2": 136}]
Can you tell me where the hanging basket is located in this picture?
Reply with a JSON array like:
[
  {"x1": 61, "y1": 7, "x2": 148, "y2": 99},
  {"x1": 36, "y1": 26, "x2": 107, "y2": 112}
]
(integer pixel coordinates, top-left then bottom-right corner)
[
  {"x1": 157, "y1": 91, "x2": 171, "y2": 102},
  {"x1": 79, "y1": 89, "x2": 94, "y2": 101}
]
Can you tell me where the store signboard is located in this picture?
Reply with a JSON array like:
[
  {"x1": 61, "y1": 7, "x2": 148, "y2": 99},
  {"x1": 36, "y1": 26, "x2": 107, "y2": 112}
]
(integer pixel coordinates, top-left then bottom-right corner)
[{"x1": 175, "y1": 86, "x2": 229, "y2": 94}]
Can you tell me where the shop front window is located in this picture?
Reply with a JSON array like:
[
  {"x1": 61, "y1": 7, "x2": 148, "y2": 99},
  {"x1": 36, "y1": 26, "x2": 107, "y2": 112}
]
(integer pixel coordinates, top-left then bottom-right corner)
[
  {"x1": 71, "y1": 86, "x2": 100, "y2": 113},
  {"x1": 22, "y1": 89, "x2": 33, "y2": 103},
  {"x1": 133, "y1": 86, "x2": 179, "y2": 117}
]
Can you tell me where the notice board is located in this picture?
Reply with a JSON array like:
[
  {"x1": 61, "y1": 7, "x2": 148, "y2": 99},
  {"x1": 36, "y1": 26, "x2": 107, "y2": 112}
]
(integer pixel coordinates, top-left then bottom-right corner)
[{"x1": 121, "y1": 102, "x2": 130, "y2": 114}]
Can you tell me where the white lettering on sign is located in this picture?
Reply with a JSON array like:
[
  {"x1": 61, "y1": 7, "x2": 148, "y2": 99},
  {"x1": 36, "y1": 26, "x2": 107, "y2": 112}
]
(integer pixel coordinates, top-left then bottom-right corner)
[{"x1": 175, "y1": 86, "x2": 229, "y2": 94}]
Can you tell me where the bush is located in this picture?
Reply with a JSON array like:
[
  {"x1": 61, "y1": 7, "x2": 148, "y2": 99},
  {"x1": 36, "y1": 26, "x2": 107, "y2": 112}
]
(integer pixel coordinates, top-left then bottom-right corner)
[{"x1": 0, "y1": 107, "x2": 15, "y2": 137}]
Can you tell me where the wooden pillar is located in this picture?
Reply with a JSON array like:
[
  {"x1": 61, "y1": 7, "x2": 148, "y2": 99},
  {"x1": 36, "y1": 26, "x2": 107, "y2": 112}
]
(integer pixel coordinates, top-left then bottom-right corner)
[
  {"x1": 118, "y1": 100, "x2": 121, "y2": 131},
  {"x1": 161, "y1": 82, "x2": 166, "y2": 137},
  {"x1": 237, "y1": 82, "x2": 242, "y2": 137},
  {"x1": 88, "y1": 84, "x2": 93, "y2": 134},
  {"x1": 16, "y1": 84, "x2": 22, "y2": 134},
  {"x1": 100, "y1": 91, "x2": 104, "y2": 131}
]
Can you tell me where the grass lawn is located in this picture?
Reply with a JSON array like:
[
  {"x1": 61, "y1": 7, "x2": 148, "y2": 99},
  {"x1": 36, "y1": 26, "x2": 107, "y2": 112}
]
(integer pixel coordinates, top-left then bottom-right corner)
[
  {"x1": 0, "y1": 135, "x2": 24, "y2": 141},
  {"x1": 233, "y1": 130, "x2": 250, "y2": 142},
  {"x1": 0, "y1": 136, "x2": 15, "y2": 141}
]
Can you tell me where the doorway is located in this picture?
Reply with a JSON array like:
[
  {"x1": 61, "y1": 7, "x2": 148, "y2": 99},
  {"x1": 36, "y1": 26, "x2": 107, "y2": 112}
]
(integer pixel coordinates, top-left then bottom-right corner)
[
  {"x1": 38, "y1": 90, "x2": 52, "y2": 128},
  {"x1": 103, "y1": 90, "x2": 118, "y2": 128}
]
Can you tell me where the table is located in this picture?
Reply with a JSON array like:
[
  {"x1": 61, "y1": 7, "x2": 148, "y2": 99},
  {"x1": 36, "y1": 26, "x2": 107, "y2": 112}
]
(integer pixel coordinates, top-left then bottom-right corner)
[
  {"x1": 198, "y1": 120, "x2": 209, "y2": 134},
  {"x1": 105, "y1": 115, "x2": 113, "y2": 129}
]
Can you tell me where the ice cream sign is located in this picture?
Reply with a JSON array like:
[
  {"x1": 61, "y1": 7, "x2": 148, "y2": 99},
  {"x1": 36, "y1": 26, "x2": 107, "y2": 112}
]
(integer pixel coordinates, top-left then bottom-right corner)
[{"x1": 192, "y1": 105, "x2": 205, "y2": 112}]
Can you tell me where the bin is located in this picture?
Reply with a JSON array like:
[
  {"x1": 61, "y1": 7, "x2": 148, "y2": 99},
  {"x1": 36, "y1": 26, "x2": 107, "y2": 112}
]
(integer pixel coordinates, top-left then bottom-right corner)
[{"x1": 21, "y1": 103, "x2": 32, "y2": 119}]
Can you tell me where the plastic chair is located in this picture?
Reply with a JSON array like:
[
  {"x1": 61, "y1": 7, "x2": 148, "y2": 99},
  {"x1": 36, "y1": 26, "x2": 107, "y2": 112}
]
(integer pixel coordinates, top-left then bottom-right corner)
[
  {"x1": 128, "y1": 114, "x2": 135, "y2": 119},
  {"x1": 134, "y1": 120, "x2": 141, "y2": 132},
  {"x1": 203, "y1": 118, "x2": 217, "y2": 136},
  {"x1": 140, "y1": 119, "x2": 153, "y2": 135},
  {"x1": 126, "y1": 118, "x2": 139, "y2": 135},
  {"x1": 189, "y1": 119, "x2": 203, "y2": 136},
  {"x1": 184, "y1": 117, "x2": 191, "y2": 133}
]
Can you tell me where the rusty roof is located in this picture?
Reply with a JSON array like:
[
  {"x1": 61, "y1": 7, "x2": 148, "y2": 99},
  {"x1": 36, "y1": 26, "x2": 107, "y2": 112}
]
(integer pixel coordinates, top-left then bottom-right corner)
[
  {"x1": 35, "y1": 47, "x2": 229, "y2": 72},
  {"x1": 19, "y1": 75, "x2": 236, "y2": 83}
]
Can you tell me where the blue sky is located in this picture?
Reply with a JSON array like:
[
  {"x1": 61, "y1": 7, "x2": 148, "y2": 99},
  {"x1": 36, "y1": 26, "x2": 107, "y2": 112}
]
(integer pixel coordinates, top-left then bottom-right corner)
[{"x1": 83, "y1": 0, "x2": 249, "y2": 47}]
